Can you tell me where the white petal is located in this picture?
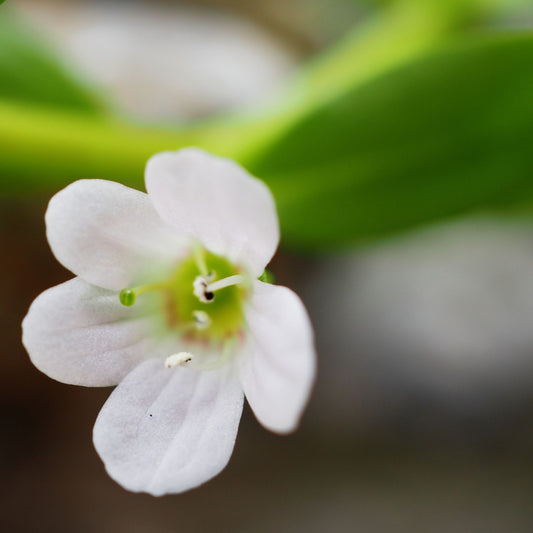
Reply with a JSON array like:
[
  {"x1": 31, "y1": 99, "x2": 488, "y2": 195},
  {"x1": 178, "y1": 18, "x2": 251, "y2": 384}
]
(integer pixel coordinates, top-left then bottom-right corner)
[
  {"x1": 22, "y1": 278, "x2": 158, "y2": 387},
  {"x1": 145, "y1": 149, "x2": 279, "y2": 277},
  {"x1": 46, "y1": 179, "x2": 185, "y2": 290},
  {"x1": 240, "y1": 281, "x2": 316, "y2": 434},
  {"x1": 93, "y1": 359, "x2": 244, "y2": 496}
]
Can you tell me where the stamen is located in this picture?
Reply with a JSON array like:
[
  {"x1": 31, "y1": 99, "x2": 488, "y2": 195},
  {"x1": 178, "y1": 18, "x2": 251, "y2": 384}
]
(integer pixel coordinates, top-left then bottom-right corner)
[
  {"x1": 119, "y1": 280, "x2": 168, "y2": 306},
  {"x1": 193, "y1": 310, "x2": 211, "y2": 330},
  {"x1": 192, "y1": 242, "x2": 208, "y2": 276},
  {"x1": 206, "y1": 274, "x2": 245, "y2": 293},
  {"x1": 193, "y1": 276, "x2": 215, "y2": 303},
  {"x1": 193, "y1": 273, "x2": 244, "y2": 303},
  {"x1": 165, "y1": 352, "x2": 195, "y2": 368}
]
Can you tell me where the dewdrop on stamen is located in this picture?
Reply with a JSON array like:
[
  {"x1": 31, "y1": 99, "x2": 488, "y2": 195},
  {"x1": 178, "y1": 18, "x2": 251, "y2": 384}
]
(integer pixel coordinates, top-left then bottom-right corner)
[{"x1": 165, "y1": 352, "x2": 195, "y2": 368}]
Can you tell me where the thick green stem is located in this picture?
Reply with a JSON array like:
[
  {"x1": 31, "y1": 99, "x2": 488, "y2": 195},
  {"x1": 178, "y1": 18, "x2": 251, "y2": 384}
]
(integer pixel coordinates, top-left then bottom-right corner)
[{"x1": 0, "y1": 101, "x2": 263, "y2": 194}]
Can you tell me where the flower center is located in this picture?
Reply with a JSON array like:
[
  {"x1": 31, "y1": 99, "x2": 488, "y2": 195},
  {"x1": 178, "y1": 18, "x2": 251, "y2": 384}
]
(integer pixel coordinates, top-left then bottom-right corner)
[
  {"x1": 169, "y1": 250, "x2": 247, "y2": 339},
  {"x1": 119, "y1": 246, "x2": 247, "y2": 342}
]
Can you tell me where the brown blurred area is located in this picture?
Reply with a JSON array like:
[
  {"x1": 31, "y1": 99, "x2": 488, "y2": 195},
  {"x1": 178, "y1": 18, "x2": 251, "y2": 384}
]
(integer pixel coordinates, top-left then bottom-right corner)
[
  {"x1": 5, "y1": 197, "x2": 533, "y2": 531},
  {"x1": 5, "y1": 196, "x2": 533, "y2": 532},
  {"x1": 4, "y1": 1, "x2": 533, "y2": 532}
]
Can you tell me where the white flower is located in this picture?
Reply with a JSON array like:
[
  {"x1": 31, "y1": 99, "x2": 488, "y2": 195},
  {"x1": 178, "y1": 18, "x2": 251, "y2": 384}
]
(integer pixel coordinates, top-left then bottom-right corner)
[{"x1": 22, "y1": 148, "x2": 316, "y2": 496}]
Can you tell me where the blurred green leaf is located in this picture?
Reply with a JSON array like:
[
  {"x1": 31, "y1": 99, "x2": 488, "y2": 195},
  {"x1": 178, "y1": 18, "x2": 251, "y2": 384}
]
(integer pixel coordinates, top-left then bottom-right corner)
[
  {"x1": 250, "y1": 34, "x2": 533, "y2": 249},
  {"x1": 2, "y1": 2, "x2": 533, "y2": 253},
  {"x1": 3, "y1": 34, "x2": 533, "y2": 252},
  {"x1": 0, "y1": 9, "x2": 104, "y2": 113}
]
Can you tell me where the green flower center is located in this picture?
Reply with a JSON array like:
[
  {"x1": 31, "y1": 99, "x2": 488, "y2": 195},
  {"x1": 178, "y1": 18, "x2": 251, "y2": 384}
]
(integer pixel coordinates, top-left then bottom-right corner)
[
  {"x1": 168, "y1": 250, "x2": 246, "y2": 340},
  {"x1": 119, "y1": 247, "x2": 248, "y2": 343}
]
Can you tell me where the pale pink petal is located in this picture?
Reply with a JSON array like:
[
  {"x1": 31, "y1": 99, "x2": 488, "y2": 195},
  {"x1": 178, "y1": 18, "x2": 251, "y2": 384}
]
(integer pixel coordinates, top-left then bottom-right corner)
[
  {"x1": 93, "y1": 359, "x2": 244, "y2": 496},
  {"x1": 145, "y1": 148, "x2": 279, "y2": 277},
  {"x1": 240, "y1": 281, "x2": 316, "y2": 434},
  {"x1": 22, "y1": 278, "x2": 159, "y2": 386},
  {"x1": 46, "y1": 179, "x2": 185, "y2": 290}
]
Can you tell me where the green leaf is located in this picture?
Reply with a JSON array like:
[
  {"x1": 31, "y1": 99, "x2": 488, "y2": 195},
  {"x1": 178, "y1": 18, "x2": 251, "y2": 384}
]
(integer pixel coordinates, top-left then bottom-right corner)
[
  {"x1": 0, "y1": 9, "x2": 104, "y2": 113},
  {"x1": 250, "y1": 34, "x2": 533, "y2": 249}
]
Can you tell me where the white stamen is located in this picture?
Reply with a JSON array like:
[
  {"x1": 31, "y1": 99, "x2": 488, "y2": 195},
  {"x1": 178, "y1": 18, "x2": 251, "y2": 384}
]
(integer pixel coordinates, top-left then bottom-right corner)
[
  {"x1": 206, "y1": 275, "x2": 245, "y2": 293},
  {"x1": 193, "y1": 276, "x2": 214, "y2": 303},
  {"x1": 192, "y1": 242, "x2": 208, "y2": 276},
  {"x1": 193, "y1": 310, "x2": 211, "y2": 330},
  {"x1": 165, "y1": 352, "x2": 195, "y2": 368}
]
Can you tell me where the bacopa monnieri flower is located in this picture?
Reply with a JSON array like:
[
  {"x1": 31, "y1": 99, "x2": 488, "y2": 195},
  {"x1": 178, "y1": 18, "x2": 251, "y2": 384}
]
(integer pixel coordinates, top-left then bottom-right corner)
[{"x1": 22, "y1": 148, "x2": 316, "y2": 496}]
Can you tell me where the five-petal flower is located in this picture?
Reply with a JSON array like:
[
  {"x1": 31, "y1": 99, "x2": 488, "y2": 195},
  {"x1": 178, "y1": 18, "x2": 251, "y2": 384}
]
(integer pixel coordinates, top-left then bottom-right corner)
[{"x1": 22, "y1": 148, "x2": 316, "y2": 496}]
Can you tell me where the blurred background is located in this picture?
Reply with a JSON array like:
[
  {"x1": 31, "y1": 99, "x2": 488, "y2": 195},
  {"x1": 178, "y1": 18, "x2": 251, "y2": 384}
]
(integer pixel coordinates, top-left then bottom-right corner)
[{"x1": 3, "y1": 0, "x2": 533, "y2": 531}]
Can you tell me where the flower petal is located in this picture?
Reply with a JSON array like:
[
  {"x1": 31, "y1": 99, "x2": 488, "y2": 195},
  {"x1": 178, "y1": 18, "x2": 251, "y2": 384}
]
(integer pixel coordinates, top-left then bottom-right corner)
[
  {"x1": 93, "y1": 359, "x2": 244, "y2": 496},
  {"x1": 46, "y1": 179, "x2": 185, "y2": 290},
  {"x1": 145, "y1": 149, "x2": 279, "y2": 277},
  {"x1": 240, "y1": 281, "x2": 316, "y2": 434},
  {"x1": 22, "y1": 278, "x2": 158, "y2": 387}
]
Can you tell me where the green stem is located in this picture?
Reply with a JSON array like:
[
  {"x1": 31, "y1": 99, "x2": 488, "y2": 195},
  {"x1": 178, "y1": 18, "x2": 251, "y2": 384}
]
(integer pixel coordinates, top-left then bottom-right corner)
[
  {"x1": 0, "y1": 0, "x2": 516, "y2": 195},
  {"x1": 0, "y1": 101, "x2": 264, "y2": 195}
]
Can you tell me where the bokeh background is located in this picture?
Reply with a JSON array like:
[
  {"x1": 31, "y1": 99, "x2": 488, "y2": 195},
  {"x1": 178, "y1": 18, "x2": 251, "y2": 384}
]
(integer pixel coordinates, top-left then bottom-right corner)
[{"x1": 3, "y1": 0, "x2": 533, "y2": 531}]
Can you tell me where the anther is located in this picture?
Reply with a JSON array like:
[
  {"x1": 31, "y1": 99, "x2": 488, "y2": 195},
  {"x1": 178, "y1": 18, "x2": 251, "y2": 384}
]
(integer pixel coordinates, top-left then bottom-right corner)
[
  {"x1": 193, "y1": 273, "x2": 245, "y2": 303},
  {"x1": 165, "y1": 352, "x2": 195, "y2": 368},
  {"x1": 119, "y1": 289, "x2": 136, "y2": 307},
  {"x1": 193, "y1": 310, "x2": 211, "y2": 330},
  {"x1": 193, "y1": 276, "x2": 215, "y2": 303}
]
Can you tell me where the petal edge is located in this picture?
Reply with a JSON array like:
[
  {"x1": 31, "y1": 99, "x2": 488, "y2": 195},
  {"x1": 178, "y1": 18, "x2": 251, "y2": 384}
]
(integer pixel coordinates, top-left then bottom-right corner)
[
  {"x1": 22, "y1": 278, "x2": 157, "y2": 387},
  {"x1": 145, "y1": 149, "x2": 279, "y2": 277},
  {"x1": 240, "y1": 281, "x2": 316, "y2": 434},
  {"x1": 46, "y1": 179, "x2": 185, "y2": 290},
  {"x1": 93, "y1": 359, "x2": 244, "y2": 495}
]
